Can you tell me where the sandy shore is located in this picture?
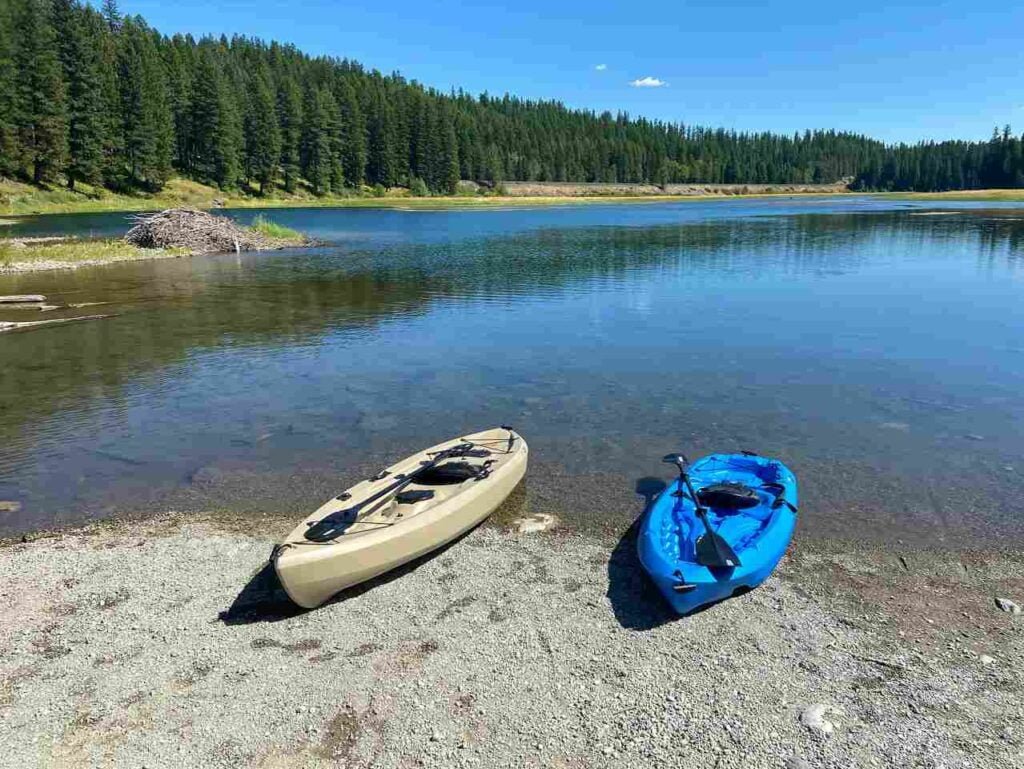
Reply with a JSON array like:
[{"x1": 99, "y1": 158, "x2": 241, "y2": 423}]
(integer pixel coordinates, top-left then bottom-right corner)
[{"x1": 0, "y1": 513, "x2": 1020, "y2": 768}]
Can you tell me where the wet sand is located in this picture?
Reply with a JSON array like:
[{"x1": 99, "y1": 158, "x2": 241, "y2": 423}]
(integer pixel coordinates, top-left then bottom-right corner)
[{"x1": 0, "y1": 511, "x2": 1020, "y2": 768}]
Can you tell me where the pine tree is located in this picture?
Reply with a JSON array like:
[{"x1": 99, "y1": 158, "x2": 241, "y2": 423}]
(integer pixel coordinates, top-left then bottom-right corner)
[
  {"x1": 101, "y1": 0, "x2": 120, "y2": 31},
  {"x1": 87, "y1": 7, "x2": 122, "y2": 186},
  {"x1": 300, "y1": 86, "x2": 333, "y2": 194},
  {"x1": 276, "y1": 76, "x2": 302, "y2": 192},
  {"x1": 53, "y1": 0, "x2": 104, "y2": 189},
  {"x1": 163, "y1": 37, "x2": 192, "y2": 173},
  {"x1": 14, "y1": 0, "x2": 69, "y2": 184},
  {"x1": 244, "y1": 69, "x2": 281, "y2": 194},
  {"x1": 323, "y1": 91, "x2": 345, "y2": 192},
  {"x1": 366, "y1": 88, "x2": 396, "y2": 188},
  {"x1": 116, "y1": 19, "x2": 172, "y2": 188},
  {"x1": 336, "y1": 79, "x2": 365, "y2": 188},
  {"x1": 438, "y1": 105, "x2": 460, "y2": 194},
  {"x1": 190, "y1": 47, "x2": 241, "y2": 188},
  {"x1": 0, "y1": 0, "x2": 20, "y2": 177}
]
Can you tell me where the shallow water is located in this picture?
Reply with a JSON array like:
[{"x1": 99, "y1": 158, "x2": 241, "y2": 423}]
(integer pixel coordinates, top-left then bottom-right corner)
[{"x1": 2, "y1": 197, "x2": 1024, "y2": 544}]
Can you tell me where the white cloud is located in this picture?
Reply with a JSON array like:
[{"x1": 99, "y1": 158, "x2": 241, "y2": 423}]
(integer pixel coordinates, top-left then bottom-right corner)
[
  {"x1": 595, "y1": 64, "x2": 607, "y2": 71},
  {"x1": 630, "y1": 76, "x2": 667, "y2": 88}
]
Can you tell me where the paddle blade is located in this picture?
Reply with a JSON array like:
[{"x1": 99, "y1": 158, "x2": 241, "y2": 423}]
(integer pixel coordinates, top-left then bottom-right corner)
[{"x1": 695, "y1": 531, "x2": 741, "y2": 569}]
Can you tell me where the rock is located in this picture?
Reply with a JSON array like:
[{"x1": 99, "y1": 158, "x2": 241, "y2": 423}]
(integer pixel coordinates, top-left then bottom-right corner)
[
  {"x1": 511, "y1": 513, "x2": 558, "y2": 534},
  {"x1": 785, "y1": 758, "x2": 812, "y2": 769},
  {"x1": 995, "y1": 597, "x2": 1021, "y2": 615},
  {"x1": 980, "y1": 654, "x2": 995, "y2": 666},
  {"x1": 879, "y1": 421, "x2": 909, "y2": 431},
  {"x1": 0, "y1": 500, "x2": 21, "y2": 514},
  {"x1": 800, "y1": 704, "x2": 836, "y2": 737}
]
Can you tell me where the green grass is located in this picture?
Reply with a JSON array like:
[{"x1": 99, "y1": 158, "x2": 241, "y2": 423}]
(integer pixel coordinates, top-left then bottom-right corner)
[
  {"x1": 1, "y1": 176, "x2": 861, "y2": 218},
  {"x1": 881, "y1": 189, "x2": 1024, "y2": 202},
  {"x1": 249, "y1": 215, "x2": 302, "y2": 240},
  {"x1": 0, "y1": 238, "x2": 186, "y2": 269}
]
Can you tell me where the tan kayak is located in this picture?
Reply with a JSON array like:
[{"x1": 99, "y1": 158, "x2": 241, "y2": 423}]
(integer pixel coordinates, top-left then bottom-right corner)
[{"x1": 272, "y1": 427, "x2": 528, "y2": 608}]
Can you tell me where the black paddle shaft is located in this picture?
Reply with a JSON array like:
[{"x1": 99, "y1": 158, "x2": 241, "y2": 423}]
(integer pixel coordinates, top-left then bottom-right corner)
[
  {"x1": 305, "y1": 443, "x2": 474, "y2": 542},
  {"x1": 663, "y1": 453, "x2": 742, "y2": 569}
]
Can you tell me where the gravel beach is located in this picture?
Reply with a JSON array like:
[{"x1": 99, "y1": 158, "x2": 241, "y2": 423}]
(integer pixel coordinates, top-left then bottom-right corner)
[{"x1": 0, "y1": 513, "x2": 1021, "y2": 768}]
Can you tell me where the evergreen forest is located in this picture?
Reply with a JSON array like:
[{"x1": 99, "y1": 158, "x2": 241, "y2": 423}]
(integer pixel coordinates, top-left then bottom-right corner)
[{"x1": 1, "y1": 0, "x2": 1021, "y2": 196}]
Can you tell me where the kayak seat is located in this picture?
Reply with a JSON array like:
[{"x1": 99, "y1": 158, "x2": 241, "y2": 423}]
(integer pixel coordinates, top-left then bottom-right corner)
[
  {"x1": 412, "y1": 461, "x2": 486, "y2": 485},
  {"x1": 697, "y1": 482, "x2": 759, "y2": 510}
]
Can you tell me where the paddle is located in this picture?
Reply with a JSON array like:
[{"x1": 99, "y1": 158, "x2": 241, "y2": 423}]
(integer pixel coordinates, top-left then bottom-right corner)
[
  {"x1": 662, "y1": 453, "x2": 742, "y2": 569},
  {"x1": 305, "y1": 443, "x2": 475, "y2": 542}
]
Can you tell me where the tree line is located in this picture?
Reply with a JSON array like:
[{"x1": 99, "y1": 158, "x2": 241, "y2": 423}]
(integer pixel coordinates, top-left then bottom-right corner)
[
  {"x1": 851, "y1": 127, "x2": 1024, "y2": 191},
  {"x1": 0, "y1": 0, "x2": 1020, "y2": 196}
]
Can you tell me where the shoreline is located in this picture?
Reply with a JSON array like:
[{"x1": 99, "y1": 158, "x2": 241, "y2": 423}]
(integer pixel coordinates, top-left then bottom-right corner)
[
  {"x1": 0, "y1": 511, "x2": 1020, "y2": 767},
  {"x1": 5, "y1": 173, "x2": 1024, "y2": 219},
  {"x1": 5, "y1": 185, "x2": 1024, "y2": 222},
  {"x1": 0, "y1": 232, "x2": 309, "y2": 274},
  {"x1": 4, "y1": 511, "x2": 1019, "y2": 769}
]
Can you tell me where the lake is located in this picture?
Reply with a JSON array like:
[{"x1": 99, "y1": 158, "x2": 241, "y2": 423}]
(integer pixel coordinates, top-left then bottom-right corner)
[{"x1": 2, "y1": 197, "x2": 1023, "y2": 545}]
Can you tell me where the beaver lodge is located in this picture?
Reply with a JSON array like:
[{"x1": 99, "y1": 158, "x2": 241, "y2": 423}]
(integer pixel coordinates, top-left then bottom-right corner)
[{"x1": 125, "y1": 208, "x2": 305, "y2": 255}]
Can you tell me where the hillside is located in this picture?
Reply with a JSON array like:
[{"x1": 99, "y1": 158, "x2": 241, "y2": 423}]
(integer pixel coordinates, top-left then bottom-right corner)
[{"x1": 0, "y1": 0, "x2": 1021, "y2": 199}]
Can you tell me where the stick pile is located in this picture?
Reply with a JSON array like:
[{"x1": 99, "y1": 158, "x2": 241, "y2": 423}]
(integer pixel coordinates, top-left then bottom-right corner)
[{"x1": 125, "y1": 208, "x2": 269, "y2": 254}]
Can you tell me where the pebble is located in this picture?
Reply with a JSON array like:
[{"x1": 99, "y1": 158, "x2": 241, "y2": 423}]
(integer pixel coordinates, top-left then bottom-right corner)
[
  {"x1": 980, "y1": 655, "x2": 995, "y2": 666},
  {"x1": 0, "y1": 517, "x2": 1015, "y2": 768},
  {"x1": 800, "y1": 704, "x2": 836, "y2": 737},
  {"x1": 511, "y1": 513, "x2": 559, "y2": 534},
  {"x1": 994, "y1": 597, "x2": 1021, "y2": 615}
]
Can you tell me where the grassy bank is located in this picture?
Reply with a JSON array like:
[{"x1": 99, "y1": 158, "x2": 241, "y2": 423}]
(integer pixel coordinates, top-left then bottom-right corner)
[
  {"x1": 884, "y1": 188, "x2": 1024, "y2": 202},
  {"x1": 0, "y1": 214, "x2": 307, "y2": 273},
  {"x1": 0, "y1": 177, "x2": 858, "y2": 218},
  {"x1": 0, "y1": 239, "x2": 188, "y2": 272},
  {"x1": 7, "y1": 177, "x2": 1024, "y2": 220}
]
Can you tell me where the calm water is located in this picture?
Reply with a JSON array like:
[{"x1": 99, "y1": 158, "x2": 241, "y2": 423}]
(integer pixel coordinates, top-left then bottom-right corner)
[{"x1": 2, "y1": 197, "x2": 1024, "y2": 545}]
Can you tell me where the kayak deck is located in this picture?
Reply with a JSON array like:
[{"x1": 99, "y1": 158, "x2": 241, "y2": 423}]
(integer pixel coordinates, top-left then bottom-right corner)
[
  {"x1": 274, "y1": 427, "x2": 528, "y2": 608},
  {"x1": 663, "y1": 455, "x2": 792, "y2": 563},
  {"x1": 638, "y1": 453, "x2": 798, "y2": 614}
]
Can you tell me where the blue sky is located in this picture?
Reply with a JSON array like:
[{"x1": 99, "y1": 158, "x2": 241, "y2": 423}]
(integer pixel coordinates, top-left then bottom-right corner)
[{"x1": 113, "y1": 0, "x2": 1024, "y2": 144}]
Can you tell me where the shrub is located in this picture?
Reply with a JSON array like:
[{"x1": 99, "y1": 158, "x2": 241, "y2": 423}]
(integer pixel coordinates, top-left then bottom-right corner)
[{"x1": 409, "y1": 177, "x2": 429, "y2": 197}]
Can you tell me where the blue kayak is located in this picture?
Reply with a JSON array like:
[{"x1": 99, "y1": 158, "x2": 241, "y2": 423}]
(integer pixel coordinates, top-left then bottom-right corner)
[{"x1": 637, "y1": 452, "x2": 798, "y2": 615}]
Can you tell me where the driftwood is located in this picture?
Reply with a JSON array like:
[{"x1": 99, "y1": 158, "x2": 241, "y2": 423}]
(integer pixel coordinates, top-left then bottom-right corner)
[
  {"x1": 124, "y1": 208, "x2": 273, "y2": 255},
  {"x1": 0, "y1": 294, "x2": 46, "y2": 303},
  {"x1": 0, "y1": 314, "x2": 113, "y2": 333},
  {"x1": 2, "y1": 303, "x2": 60, "y2": 311}
]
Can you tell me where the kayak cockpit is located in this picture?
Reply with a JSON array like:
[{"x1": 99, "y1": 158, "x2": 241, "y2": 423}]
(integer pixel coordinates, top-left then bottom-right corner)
[
  {"x1": 296, "y1": 432, "x2": 518, "y2": 544},
  {"x1": 666, "y1": 453, "x2": 796, "y2": 564}
]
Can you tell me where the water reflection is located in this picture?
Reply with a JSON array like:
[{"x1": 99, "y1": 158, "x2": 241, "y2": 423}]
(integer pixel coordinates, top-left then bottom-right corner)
[{"x1": 2, "y1": 202, "x2": 1024, "y2": 543}]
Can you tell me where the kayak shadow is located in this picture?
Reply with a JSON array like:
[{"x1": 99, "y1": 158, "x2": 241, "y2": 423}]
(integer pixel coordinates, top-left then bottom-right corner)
[
  {"x1": 606, "y1": 477, "x2": 678, "y2": 631},
  {"x1": 219, "y1": 560, "x2": 304, "y2": 625},
  {"x1": 219, "y1": 528, "x2": 475, "y2": 625}
]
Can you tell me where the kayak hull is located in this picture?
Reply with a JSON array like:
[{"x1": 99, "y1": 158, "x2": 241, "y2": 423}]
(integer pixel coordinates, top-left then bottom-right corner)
[
  {"x1": 637, "y1": 453, "x2": 797, "y2": 615},
  {"x1": 273, "y1": 428, "x2": 528, "y2": 608}
]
